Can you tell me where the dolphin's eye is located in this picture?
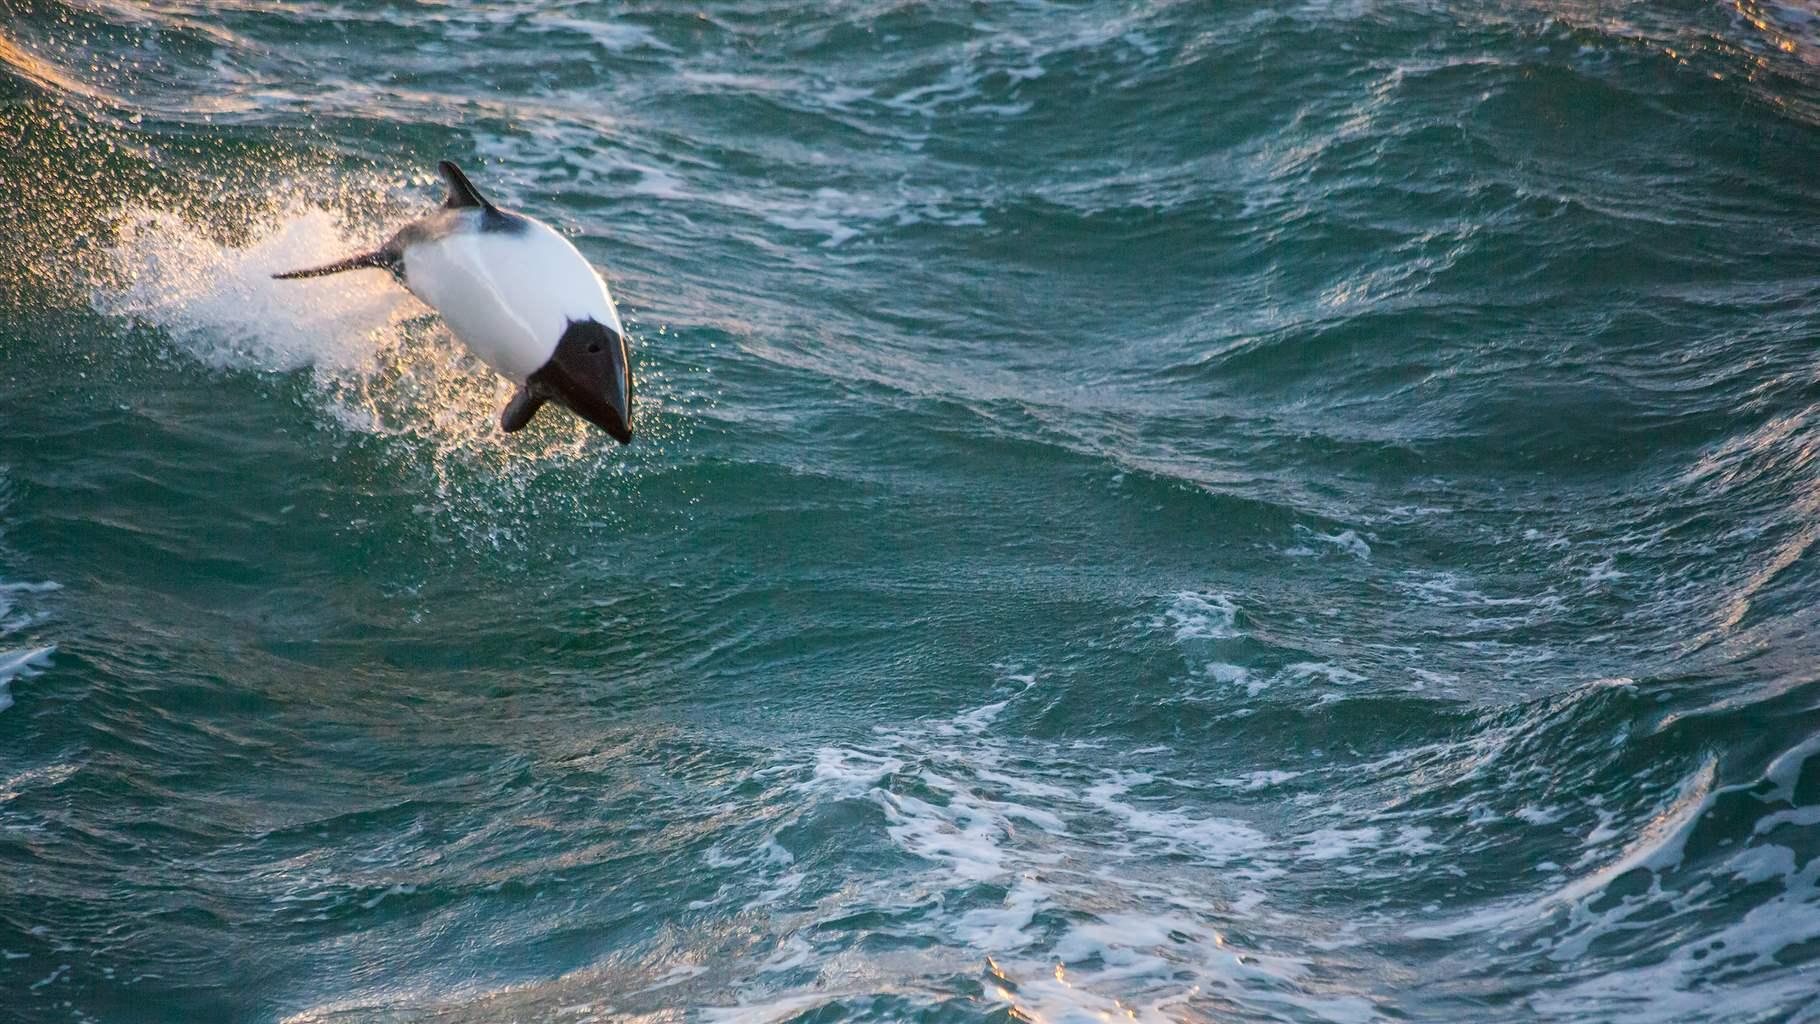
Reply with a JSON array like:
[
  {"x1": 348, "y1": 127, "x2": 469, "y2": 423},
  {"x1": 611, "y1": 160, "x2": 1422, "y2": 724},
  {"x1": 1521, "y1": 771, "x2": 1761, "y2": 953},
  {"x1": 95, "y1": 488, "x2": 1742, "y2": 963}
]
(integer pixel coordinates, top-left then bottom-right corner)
[{"x1": 588, "y1": 343, "x2": 601, "y2": 353}]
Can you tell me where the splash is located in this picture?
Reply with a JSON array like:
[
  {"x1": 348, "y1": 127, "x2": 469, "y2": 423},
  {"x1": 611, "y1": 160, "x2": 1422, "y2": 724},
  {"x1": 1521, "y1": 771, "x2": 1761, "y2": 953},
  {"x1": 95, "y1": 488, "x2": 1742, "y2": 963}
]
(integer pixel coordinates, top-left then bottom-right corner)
[
  {"x1": 81, "y1": 195, "x2": 657, "y2": 547},
  {"x1": 90, "y1": 203, "x2": 418, "y2": 377},
  {"x1": 82, "y1": 194, "x2": 656, "y2": 457}
]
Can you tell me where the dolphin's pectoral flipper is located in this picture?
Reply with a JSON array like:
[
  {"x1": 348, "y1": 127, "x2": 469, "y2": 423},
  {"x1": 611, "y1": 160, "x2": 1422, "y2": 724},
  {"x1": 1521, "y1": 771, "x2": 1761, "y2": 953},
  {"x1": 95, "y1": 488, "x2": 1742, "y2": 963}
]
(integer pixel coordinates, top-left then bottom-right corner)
[
  {"x1": 439, "y1": 161, "x2": 496, "y2": 212},
  {"x1": 271, "y1": 248, "x2": 397, "y2": 280},
  {"x1": 499, "y1": 386, "x2": 548, "y2": 433}
]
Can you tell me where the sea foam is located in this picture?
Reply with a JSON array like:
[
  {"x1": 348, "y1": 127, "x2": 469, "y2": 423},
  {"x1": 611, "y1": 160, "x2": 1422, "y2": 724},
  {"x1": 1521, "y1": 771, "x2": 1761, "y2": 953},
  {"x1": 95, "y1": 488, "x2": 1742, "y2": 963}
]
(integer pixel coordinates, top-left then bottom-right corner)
[{"x1": 0, "y1": 578, "x2": 57, "y2": 715}]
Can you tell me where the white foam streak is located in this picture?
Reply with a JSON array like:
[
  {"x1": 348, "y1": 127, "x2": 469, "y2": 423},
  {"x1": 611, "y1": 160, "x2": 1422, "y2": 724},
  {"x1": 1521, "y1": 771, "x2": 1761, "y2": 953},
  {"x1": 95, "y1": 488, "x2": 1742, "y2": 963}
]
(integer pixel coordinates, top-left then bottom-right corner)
[
  {"x1": 1408, "y1": 757, "x2": 1720, "y2": 941},
  {"x1": 1162, "y1": 590, "x2": 1242, "y2": 641},
  {"x1": 0, "y1": 580, "x2": 60, "y2": 634},
  {"x1": 0, "y1": 646, "x2": 53, "y2": 714},
  {"x1": 1530, "y1": 848, "x2": 1820, "y2": 1023},
  {"x1": 0, "y1": 576, "x2": 57, "y2": 715}
]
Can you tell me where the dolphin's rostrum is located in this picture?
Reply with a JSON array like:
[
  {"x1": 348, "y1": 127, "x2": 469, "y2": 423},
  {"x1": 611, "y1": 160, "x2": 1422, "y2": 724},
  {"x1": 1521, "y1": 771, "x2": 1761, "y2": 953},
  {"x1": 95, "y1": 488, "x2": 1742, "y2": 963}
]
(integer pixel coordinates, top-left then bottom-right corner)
[{"x1": 275, "y1": 161, "x2": 633, "y2": 442}]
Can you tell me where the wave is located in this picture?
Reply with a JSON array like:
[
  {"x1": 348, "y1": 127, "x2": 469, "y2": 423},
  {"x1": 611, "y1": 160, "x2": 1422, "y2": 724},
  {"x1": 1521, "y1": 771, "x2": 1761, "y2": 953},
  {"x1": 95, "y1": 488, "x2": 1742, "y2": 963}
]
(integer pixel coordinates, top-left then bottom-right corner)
[{"x1": 349, "y1": 651, "x2": 1815, "y2": 1023}]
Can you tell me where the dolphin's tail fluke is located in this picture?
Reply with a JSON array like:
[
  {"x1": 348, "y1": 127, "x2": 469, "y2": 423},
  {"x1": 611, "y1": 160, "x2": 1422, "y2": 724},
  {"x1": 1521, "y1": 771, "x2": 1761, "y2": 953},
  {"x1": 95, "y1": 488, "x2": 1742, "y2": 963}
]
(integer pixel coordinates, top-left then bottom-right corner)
[{"x1": 271, "y1": 250, "x2": 394, "y2": 280}]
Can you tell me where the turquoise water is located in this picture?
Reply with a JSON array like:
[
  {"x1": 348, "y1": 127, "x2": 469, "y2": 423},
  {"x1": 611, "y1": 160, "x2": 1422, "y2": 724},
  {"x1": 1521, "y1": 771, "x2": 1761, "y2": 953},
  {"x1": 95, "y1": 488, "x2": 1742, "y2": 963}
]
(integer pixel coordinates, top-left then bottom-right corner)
[{"x1": 4, "y1": 1, "x2": 1820, "y2": 1020}]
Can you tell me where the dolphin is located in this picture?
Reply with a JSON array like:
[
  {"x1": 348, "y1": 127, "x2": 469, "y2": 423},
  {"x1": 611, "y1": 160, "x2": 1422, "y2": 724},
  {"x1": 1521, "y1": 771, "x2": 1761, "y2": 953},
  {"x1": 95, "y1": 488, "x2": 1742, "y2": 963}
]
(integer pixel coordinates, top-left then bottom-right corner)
[{"x1": 274, "y1": 161, "x2": 633, "y2": 442}]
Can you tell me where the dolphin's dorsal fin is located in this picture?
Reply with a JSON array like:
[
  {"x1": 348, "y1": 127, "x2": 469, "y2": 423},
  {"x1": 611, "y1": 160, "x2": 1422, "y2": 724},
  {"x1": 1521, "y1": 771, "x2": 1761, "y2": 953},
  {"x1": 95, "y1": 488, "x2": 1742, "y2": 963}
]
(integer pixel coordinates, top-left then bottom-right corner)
[{"x1": 439, "y1": 160, "x2": 495, "y2": 211}]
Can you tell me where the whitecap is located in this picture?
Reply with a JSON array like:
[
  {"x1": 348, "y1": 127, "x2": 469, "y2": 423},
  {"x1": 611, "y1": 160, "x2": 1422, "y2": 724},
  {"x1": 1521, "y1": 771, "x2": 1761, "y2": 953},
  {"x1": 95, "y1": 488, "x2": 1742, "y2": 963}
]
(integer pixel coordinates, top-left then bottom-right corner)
[
  {"x1": 0, "y1": 647, "x2": 53, "y2": 702},
  {"x1": 1162, "y1": 590, "x2": 1243, "y2": 640}
]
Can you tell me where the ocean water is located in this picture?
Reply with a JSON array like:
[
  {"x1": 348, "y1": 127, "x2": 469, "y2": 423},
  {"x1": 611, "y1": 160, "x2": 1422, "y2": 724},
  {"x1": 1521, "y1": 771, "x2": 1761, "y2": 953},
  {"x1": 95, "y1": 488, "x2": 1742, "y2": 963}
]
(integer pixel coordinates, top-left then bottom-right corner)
[{"x1": 3, "y1": 0, "x2": 1820, "y2": 1021}]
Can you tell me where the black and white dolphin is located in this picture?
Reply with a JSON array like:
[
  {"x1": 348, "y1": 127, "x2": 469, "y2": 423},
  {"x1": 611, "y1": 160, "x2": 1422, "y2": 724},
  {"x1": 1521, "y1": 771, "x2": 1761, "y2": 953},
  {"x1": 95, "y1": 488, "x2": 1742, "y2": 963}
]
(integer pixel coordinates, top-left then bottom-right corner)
[{"x1": 274, "y1": 161, "x2": 633, "y2": 442}]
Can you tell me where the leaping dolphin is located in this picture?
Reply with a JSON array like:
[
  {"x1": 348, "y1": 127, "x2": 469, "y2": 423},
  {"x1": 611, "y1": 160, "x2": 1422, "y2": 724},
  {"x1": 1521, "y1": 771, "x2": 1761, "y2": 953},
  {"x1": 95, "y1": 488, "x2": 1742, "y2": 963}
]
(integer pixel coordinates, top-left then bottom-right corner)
[{"x1": 275, "y1": 161, "x2": 633, "y2": 442}]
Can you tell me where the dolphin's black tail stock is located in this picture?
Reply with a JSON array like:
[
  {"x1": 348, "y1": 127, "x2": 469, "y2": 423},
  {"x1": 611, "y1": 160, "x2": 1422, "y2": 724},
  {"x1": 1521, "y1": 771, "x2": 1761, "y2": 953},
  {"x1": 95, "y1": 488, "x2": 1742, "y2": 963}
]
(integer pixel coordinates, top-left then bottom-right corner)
[{"x1": 271, "y1": 249, "x2": 396, "y2": 280}]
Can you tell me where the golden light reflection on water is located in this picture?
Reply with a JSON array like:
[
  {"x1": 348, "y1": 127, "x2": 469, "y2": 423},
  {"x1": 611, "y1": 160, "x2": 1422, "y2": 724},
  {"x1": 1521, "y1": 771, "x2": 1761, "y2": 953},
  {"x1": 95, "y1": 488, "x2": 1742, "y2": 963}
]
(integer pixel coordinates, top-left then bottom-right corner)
[{"x1": 0, "y1": 28, "x2": 119, "y2": 107}]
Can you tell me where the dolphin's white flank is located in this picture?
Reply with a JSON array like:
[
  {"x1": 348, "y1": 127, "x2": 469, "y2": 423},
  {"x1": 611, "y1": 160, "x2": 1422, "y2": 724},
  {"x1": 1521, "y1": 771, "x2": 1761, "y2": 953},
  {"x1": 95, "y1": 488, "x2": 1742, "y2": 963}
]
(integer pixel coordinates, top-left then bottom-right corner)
[{"x1": 274, "y1": 161, "x2": 634, "y2": 442}]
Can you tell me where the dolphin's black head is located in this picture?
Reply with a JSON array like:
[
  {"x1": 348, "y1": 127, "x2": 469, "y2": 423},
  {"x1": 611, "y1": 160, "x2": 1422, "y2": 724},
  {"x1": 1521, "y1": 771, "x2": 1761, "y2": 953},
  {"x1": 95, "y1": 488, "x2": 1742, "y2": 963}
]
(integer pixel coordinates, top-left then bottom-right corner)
[{"x1": 528, "y1": 318, "x2": 633, "y2": 443}]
